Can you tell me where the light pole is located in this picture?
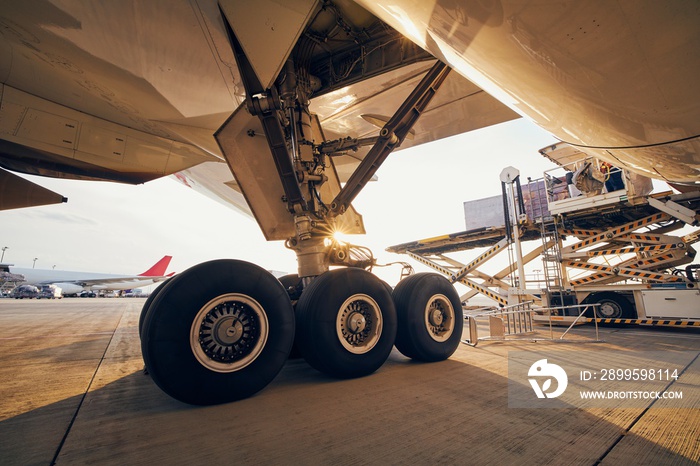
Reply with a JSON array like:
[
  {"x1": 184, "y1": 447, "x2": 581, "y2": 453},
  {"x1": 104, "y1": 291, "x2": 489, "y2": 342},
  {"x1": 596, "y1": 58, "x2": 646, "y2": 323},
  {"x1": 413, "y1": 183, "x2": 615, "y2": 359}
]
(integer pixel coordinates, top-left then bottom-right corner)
[
  {"x1": 33, "y1": 257, "x2": 38, "y2": 269},
  {"x1": 1, "y1": 247, "x2": 7, "y2": 262}
]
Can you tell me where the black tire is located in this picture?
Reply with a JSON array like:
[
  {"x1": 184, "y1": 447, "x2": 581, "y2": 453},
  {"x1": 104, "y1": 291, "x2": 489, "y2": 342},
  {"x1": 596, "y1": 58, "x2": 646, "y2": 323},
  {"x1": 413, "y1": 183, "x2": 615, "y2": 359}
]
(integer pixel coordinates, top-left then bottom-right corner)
[
  {"x1": 279, "y1": 274, "x2": 303, "y2": 301},
  {"x1": 279, "y1": 274, "x2": 303, "y2": 359},
  {"x1": 141, "y1": 259, "x2": 294, "y2": 405},
  {"x1": 295, "y1": 268, "x2": 397, "y2": 379},
  {"x1": 139, "y1": 276, "x2": 173, "y2": 339},
  {"x1": 585, "y1": 291, "x2": 634, "y2": 319},
  {"x1": 392, "y1": 273, "x2": 463, "y2": 361}
]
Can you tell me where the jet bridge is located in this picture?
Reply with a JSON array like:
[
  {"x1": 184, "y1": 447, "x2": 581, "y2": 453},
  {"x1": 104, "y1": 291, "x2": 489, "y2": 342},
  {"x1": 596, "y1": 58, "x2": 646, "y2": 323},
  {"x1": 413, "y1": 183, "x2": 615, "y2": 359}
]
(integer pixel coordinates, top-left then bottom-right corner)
[{"x1": 388, "y1": 149, "x2": 700, "y2": 324}]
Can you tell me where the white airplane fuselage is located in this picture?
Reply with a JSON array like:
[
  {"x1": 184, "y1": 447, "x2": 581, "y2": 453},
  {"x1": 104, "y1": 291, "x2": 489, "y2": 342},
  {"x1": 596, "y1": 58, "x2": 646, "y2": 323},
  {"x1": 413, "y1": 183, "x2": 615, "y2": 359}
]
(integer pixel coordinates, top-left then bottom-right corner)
[
  {"x1": 355, "y1": 0, "x2": 700, "y2": 186},
  {"x1": 4, "y1": 256, "x2": 172, "y2": 295},
  {"x1": 8, "y1": 267, "x2": 167, "y2": 295},
  {"x1": 9, "y1": 267, "x2": 164, "y2": 294}
]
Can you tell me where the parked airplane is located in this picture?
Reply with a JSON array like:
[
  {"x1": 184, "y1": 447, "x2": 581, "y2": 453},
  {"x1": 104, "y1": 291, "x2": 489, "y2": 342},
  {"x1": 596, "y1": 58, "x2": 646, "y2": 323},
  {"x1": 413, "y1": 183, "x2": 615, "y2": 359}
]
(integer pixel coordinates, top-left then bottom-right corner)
[
  {"x1": 0, "y1": 1, "x2": 697, "y2": 405},
  {"x1": 4, "y1": 256, "x2": 173, "y2": 296}
]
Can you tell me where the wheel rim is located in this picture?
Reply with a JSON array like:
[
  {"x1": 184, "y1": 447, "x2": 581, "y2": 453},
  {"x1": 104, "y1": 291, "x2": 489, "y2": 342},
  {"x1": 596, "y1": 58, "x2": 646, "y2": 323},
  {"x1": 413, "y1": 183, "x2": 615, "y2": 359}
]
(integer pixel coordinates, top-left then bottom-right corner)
[
  {"x1": 423, "y1": 294, "x2": 455, "y2": 342},
  {"x1": 190, "y1": 293, "x2": 269, "y2": 373},
  {"x1": 335, "y1": 293, "x2": 383, "y2": 354},
  {"x1": 597, "y1": 300, "x2": 621, "y2": 318}
]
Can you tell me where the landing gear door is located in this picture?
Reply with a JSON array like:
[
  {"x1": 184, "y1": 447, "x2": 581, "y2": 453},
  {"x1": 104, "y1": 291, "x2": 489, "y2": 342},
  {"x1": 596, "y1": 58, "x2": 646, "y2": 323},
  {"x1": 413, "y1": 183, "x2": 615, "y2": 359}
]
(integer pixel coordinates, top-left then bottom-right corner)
[
  {"x1": 219, "y1": 0, "x2": 319, "y2": 91},
  {"x1": 216, "y1": 105, "x2": 296, "y2": 241}
]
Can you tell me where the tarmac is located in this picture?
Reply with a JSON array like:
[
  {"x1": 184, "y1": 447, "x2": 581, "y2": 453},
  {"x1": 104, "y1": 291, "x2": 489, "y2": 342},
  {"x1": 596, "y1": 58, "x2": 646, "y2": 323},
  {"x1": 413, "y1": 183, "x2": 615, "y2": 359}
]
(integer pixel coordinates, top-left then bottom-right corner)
[{"x1": 0, "y1": 298, "x2": 698, "y2": 465}]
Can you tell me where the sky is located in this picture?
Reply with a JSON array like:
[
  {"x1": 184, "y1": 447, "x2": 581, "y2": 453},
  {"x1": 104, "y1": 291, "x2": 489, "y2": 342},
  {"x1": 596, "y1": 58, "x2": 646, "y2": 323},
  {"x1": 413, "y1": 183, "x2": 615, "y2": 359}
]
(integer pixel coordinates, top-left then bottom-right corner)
[{"x1": 1, "y1": 118, "x2": 695, "y2": 297}]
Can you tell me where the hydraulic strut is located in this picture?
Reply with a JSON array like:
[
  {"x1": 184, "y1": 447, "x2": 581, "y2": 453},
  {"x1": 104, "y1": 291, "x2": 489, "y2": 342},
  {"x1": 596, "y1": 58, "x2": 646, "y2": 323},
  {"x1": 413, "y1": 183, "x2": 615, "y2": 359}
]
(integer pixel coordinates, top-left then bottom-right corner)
[{"x1": 330, "y1": 61, "x2": 451, "y2": 215}]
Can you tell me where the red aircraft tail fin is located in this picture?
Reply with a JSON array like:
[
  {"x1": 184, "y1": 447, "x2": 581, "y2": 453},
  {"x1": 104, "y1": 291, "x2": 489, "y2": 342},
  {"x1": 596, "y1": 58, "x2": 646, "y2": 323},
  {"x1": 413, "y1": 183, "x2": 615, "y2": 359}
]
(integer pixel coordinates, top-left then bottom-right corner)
[{"x1": 138, "y1": 256, "x2": 172, "y2": 277}]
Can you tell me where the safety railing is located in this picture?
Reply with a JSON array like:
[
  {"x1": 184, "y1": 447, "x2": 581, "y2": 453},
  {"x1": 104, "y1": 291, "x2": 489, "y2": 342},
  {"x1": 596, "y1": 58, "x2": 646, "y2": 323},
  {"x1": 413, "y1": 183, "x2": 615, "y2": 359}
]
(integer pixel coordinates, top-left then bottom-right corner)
[
  {"x1": 463, "y1": 301, "x2": 535, "y2": 346},
  {"x1": 463, "y1": 302, "x2": 603, "y2": 346},
  {"x1": 536, "y1": 304, "x2": 601, "y2": 343}
]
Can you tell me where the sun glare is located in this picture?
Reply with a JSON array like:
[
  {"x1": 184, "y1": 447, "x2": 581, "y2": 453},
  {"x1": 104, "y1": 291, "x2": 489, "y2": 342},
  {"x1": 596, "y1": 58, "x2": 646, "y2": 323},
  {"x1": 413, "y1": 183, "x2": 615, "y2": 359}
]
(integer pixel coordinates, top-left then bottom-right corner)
[{"x1": 332, "y1": 229, "x2": 350, "y2": 244}]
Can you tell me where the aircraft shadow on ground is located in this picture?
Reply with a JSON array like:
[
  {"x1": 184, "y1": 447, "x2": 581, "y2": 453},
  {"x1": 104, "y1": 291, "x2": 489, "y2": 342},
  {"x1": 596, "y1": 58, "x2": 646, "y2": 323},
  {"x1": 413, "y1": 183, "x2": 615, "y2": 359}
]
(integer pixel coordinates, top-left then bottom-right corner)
[{"x1": 1, "y1": 344, "x2": 697, "y2": 465}]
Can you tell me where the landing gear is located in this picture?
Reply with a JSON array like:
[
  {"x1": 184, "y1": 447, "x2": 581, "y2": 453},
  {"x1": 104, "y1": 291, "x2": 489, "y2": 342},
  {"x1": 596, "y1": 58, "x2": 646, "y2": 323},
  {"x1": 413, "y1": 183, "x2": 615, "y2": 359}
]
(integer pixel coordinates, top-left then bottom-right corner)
[
  {"x1": 392, "y1": 273, "x2": 463, "y2": 361},
  {"x1": 278, "y1": 274, "x2": 303, "y2": 301},
  {"x1": 140, "y1": 4, "x2": 458, "y2": 405},
  {"x1": 295, "y1": 268, "x2": 397, "y2": 378},
  {"x1": 278, "y1": 273, "x2": 303, "y2": 359},
  {"x1": 140, "y1": 260, "x2": 294, "y2": 405},
  {"x1": 140, "y1": 260, "x2": 466, "y2": 403}
]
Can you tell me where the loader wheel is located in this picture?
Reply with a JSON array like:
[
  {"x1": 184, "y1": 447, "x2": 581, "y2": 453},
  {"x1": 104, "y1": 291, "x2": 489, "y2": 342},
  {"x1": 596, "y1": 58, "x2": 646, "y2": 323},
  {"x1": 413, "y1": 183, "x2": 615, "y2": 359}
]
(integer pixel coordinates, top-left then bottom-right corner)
[{"x1": 586, "y1": 291, "x2": 634, "y2": 319}]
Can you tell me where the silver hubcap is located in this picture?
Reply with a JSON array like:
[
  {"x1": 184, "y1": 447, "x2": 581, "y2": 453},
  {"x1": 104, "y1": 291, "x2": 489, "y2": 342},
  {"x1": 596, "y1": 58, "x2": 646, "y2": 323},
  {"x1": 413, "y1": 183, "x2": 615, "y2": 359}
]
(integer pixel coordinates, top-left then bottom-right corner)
[
  {"x1": 598, "y1": 301, "x2": 620, "y2": 318},
  {"x1": 190, "y1": 294, "x2": 269, "y2": 373},
  {"x1": 336, "y1": 294, "x2": 382, "y2": 354},
  {"x1": 424, "y1": 294, "x2": 454, "y2": 343}
]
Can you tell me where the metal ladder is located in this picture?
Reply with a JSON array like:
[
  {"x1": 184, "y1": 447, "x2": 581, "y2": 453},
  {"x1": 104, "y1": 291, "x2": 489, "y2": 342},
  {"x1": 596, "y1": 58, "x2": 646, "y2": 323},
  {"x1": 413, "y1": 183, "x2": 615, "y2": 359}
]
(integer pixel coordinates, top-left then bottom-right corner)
[
  {"x1": 539, "y1": 217, "x2": 565, "y2": 292},
  {"x1": 526, "y1": 177, "x2": 565, "y2": 293}
]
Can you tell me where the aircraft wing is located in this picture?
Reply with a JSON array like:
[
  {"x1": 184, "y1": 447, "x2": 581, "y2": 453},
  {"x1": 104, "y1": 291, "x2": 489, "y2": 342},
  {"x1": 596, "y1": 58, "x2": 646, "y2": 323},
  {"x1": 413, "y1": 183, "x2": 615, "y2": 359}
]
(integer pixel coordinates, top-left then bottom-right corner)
[
  {"x1": 0, "y1": 1, "x2": 517, "y2": 217},
  {"x1": 0, "y1": 167, "x2": 67, "y2": 210}
]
